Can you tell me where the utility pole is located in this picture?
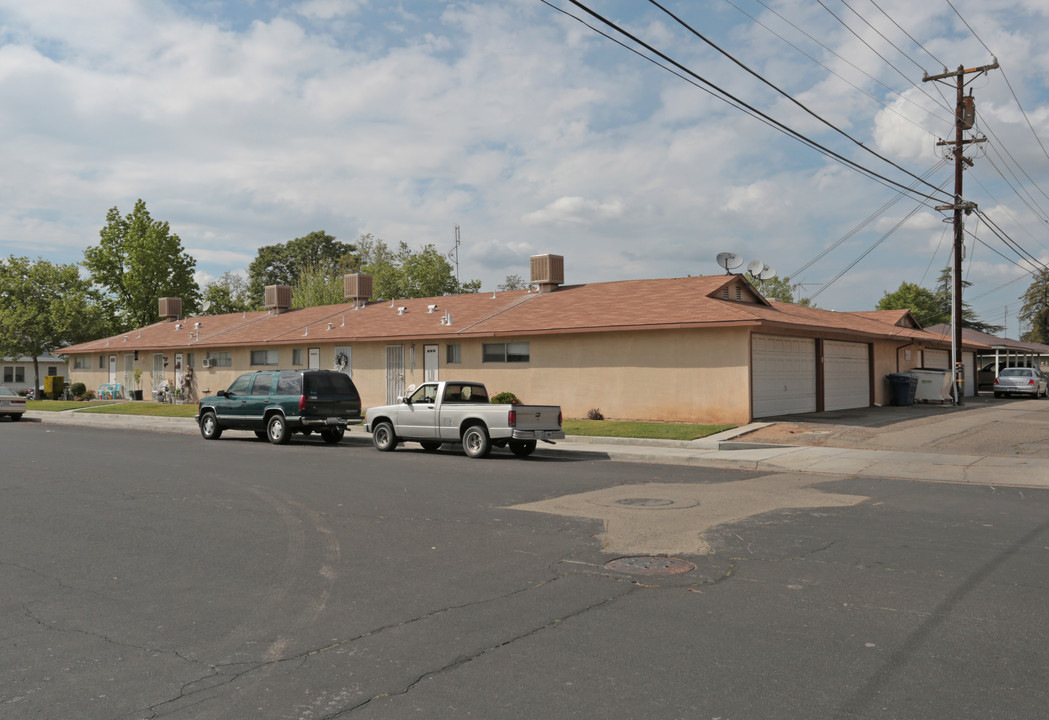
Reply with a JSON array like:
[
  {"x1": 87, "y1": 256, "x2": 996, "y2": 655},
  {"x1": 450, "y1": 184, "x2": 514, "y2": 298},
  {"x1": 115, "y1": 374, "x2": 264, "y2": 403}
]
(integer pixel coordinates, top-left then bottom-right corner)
[{"x1": 923, "y1": 60, "x2": 998, "y2": 405}]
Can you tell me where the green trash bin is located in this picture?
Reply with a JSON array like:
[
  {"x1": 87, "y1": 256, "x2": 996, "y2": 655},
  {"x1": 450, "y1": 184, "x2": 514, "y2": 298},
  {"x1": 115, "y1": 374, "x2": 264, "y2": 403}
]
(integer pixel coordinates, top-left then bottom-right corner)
[{"x1": 887, "y1": 373, "x2": 918, "y2": 406}]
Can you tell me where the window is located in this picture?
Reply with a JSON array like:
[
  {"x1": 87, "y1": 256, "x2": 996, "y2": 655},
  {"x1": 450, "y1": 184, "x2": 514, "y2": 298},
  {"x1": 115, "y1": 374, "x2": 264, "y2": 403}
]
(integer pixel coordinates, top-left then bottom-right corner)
[
  {"x1": 251, "y1": 373, "x2": 276, "y2": 396},
  {"x1": 227, "y1": 373, "x2": 252, "y2": 395},
  {"x1": 446, "y1": 344, "x2": 461, "y2": 364},
  {"x1": 47, "y1": 367, "x2": 57, "y2": 376},
  {"x1": 292, "y1": 348, "x2": 303, "y2": 366},
  {"x1": 186, "y1": 353, "x2": 195, "y2": 367},
  {"x1": 206, "y1": 351, "x2": 232, "y2": 367},
  {"x1": 74, "y1": 356, "x2": 89, "y2": 369},
  {"x1": 3, "y1": 367, "x2": 23, "y2": 383},
  {"x1": 99, "y1": 355, "x2": 105, "y2": 369},
  {"x1": 482, "y1": 342, "x2": 530, "y2": 363},
  {"x1": 250, "y1": 349, "x2": 279, "y2": 366}
]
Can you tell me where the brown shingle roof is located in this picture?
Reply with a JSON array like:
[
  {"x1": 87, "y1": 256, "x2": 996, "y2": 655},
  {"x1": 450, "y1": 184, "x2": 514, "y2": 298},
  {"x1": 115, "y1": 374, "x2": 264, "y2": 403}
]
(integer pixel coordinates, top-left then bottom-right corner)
[{"x1": 59, "y1": 274, "x2": 979, "y2": 354}]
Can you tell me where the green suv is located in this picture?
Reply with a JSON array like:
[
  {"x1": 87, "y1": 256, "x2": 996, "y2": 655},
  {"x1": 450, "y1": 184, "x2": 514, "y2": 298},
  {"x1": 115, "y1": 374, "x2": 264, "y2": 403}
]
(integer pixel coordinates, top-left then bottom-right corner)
[{"x1": 196, "y1": 369, "x2": 362, "y2": 445}]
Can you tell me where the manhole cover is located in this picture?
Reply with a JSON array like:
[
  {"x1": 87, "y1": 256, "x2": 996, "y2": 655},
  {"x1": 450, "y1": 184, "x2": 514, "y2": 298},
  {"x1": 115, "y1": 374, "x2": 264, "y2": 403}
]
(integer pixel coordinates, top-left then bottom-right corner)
[
  {"x1": 604, "y1": 556, "x2": 696, "y2": 576},
  {"x1": 616, "y1": 498, "x2": 675, "y2": 507}
]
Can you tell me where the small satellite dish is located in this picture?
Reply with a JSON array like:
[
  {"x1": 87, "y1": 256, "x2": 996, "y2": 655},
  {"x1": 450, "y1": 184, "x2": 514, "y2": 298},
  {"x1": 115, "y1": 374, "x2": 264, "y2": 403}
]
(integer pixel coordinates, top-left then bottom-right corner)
[
  {"x1": 757, "y1": 265, "x2": 778, "y2": 281},
  {"x1": 201, "y1": 301, "x2": 212, "y2": 313},
  {"x1": 716, "y1": 252, "x2": 743, "y2": 273},
  {"x1": 746, "y1": 259, "x2": 765, "y2": 277}
]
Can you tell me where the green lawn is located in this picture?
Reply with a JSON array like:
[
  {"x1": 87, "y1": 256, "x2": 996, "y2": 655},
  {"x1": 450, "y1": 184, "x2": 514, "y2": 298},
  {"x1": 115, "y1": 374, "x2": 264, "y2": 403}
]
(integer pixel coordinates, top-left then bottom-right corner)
[
  {"x1": 74, "y1": 402, "x2": 199, "y2": 418},
  {"x1": 26, "y1": 400, "x2": 115, "y2": 412},
  {"x1": 562, "y1": 419, "x2": 735, "y2": 441}
]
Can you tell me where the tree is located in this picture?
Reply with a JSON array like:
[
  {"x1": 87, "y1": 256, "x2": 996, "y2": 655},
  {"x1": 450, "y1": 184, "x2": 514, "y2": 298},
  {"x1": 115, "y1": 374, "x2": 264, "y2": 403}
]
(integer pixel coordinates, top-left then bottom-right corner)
[
  {"x1": 498, "y1": 274, "x2": 527, "y2": 291},
  {"x1": 356, "y1": 236, "x2": 481, "y2": 299},
  {"x1": 83, "y1": 200, "x2": 200, "y2": 330},
  {"x1": 749, "y1": 274, "x2": 812, "y2": 306},
  {"x1": 291, "y1": 264, "x2": 347, "y2": 309},
  {"x1": 1019, "y1": 268, "x2": 1049, "y2": 343},
  {"x1": 933, "y1": 268, "x2": 1004, "y2": 334},
  {"x1": 877, "y1": 282, "x2": 944, "y2": 327},
  {"x1": 201, "y1": 272, "x2": 252, "y2": 315},
  {"x1": 0, "y1": 256, "x2": 110, "y2": 393},
  {"x1": 247, "y1": 230, "x2": 356, "y2": 308}
]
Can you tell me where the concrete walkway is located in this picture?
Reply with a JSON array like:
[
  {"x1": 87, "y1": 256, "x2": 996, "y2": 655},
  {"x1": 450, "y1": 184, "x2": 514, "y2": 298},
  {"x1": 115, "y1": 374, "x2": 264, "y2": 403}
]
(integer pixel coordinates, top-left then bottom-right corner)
[{"x1": 22, "y1": 408, "x2": 1049, "y2": 488}]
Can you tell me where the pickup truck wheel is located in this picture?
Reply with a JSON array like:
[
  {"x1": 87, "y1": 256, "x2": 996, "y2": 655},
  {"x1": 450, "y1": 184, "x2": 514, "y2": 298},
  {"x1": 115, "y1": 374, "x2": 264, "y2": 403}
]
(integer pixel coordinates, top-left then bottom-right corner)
[
  {"x1": 509, "y1": 440, "x2": 537, "y2": 457},
  {"x1": 372, "y1": 421, "x2": 397, "y2": 452},
  {"x1": 321, "y1": 426, "x2": 345, "y2": 444},
  {"x1": 266, "y1": 414, "x2": 291, "y2": 445},
  {"x1": 199, "y1": 411, "x2": 222, "y2": 440},
  {"x1": 462, "y1": 425, "x2": 491, "y2": 458},
  {"x1": 420, "y1": 441, "x2": 442, "y2": 452}
]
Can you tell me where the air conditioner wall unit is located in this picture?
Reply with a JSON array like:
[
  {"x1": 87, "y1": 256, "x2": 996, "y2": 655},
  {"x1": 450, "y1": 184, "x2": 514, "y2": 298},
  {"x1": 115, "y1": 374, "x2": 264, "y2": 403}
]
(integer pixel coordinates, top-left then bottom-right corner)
[{"x1": 201, "y1": 358, "x2": 215, "y2": 368}]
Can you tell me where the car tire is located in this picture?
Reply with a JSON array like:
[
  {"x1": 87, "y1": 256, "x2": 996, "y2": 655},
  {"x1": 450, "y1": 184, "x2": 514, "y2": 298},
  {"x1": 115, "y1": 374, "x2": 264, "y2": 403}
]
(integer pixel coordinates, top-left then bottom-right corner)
[
  {"x1": 420, "y1": 441, "x2": 442, "y2": 452},
  {"x1": 462, "y1": 424, "x2": 491, "y2": 458},
  {"x1": 266, "y1": 414, "x2": 291, "y2": 445},
  {"x1": 372, "y1": 421, "x2": 397, "y2": 452},
  {"x1": 509, "y1": 440, "x2": 536, "y2": 457},
  {"x1": 199, "y1": 411, "x2": 222, "y2": 440},
  {"x1": 321, "y1": 426, "x2": 345, "y2": 444}
]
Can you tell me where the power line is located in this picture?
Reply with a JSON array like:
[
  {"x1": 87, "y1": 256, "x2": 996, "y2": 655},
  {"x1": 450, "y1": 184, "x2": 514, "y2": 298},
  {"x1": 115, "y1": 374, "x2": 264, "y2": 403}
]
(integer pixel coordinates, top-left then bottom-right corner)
[{"x1": 867, "y1": 0, "x2": 945, "y2": 69}]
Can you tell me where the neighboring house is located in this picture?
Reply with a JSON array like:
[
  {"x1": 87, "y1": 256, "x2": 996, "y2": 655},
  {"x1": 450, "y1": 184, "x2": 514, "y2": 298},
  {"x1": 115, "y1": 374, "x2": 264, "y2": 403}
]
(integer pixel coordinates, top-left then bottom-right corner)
[
  {"x1": 924, "y1": 324, "x2": 1049, "y2": 389},
  {"x1": 1, "y1": 355, "x2": 69, "y2": 393},
  {"x1": 58, "y1": 255, "x2": 984, "y2": 424}
]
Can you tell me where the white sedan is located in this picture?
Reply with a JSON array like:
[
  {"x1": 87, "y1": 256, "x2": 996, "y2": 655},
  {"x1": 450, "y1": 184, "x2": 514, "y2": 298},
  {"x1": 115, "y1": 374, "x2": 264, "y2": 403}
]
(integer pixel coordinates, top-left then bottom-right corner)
[
  {"x1": 0, "y1": 387, "x2": 27, "y2": 421},
  {"x1": 993, "y1": 368, "x2": 1048, "y2": 398}
]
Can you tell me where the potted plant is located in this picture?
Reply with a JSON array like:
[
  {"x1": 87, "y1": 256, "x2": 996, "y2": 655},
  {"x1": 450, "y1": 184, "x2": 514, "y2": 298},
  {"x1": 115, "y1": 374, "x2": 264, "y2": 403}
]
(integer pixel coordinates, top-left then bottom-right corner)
[{"x1": 132, "y1": 367, "x2": 143, "y2": 401}]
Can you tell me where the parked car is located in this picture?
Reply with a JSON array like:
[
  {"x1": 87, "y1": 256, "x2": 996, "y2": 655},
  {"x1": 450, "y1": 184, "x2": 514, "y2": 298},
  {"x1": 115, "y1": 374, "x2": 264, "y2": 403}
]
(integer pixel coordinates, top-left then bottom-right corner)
[
  {"x1": 978, "y1": 361, "x2": 1035, "y2": 389},
  {"x1": 0, "y1": 387, "x2": 27, "y2": 421},
  {"x1": 196, "y1": 369, "x2": 362, "y2": 444},
  {"x1": 364, "y1": 380, "x2": 563, "y2": 458},
  {"x1": 993, "y1": 367, "x2": 1048, "y2": 398}
]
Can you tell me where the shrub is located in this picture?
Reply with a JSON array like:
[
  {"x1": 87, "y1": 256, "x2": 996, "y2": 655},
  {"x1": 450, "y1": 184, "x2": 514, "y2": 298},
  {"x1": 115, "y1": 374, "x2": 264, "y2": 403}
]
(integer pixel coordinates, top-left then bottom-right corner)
[
  {"x1": 587, "y1": 408, "x2": 605, "y2": 420},
  {"x1": 80, "y1": 389, "x2": 96, "y2": 401},
  {"x1": 491, "y1": 391, "x2": 520, "y2": 405},
  {"x1": 44, "y1": 376, "x2": 65, "y2": 400},
  {"x1": 70, "y1": 382, "x2": 87, "y2": 398}
]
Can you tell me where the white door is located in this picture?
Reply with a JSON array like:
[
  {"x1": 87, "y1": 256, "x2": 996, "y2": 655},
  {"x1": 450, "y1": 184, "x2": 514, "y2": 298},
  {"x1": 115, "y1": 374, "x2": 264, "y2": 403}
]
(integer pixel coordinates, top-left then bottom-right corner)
[
  {"x1": 823, "y1": 341, "x2": 869, "y2": 411},
  {"x1": 752, "y1": 334, "x2": 816, "y2": 418},
  {"x1": 386, "y1": 345, "x2": 405, "y2": 404},
  {"x1": 424, "y1": 345, "x2": 439, "y2": 382},
  {"x1": 123, "y1": 354, "x2": 134, "y2": 396},
  {"x1": 152, "y1": 353, "x2": 165, "y2": 394},
  {"x1": 308, "y1": 347, "x2": 320, "y2": 369},
  {"x1": 923, "y1": 349, "x2": 949, "y2": 369},
  {"x1": 108, "y1": 355, "x2": 117, "y2": 384}
]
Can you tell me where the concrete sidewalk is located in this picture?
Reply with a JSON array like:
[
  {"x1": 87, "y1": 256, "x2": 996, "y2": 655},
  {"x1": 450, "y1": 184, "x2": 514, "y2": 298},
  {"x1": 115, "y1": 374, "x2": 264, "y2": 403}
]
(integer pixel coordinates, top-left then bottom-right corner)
[{"x1": 22, "y1": 409, "x2": 1049, "y2": 488}]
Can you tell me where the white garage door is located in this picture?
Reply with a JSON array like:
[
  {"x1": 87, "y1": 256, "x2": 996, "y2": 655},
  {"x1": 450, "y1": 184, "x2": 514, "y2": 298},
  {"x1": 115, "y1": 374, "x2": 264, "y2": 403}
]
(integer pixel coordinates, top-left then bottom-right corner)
[
  {"x1": 753, "y1": 335, "x2": 816, "y2": 417},
  {"x1": 824, "y1": 340, "x2": 869, "y2": 411},
  {"x1": 924, "y1": 348, "x2": 949, "y2": 369}
]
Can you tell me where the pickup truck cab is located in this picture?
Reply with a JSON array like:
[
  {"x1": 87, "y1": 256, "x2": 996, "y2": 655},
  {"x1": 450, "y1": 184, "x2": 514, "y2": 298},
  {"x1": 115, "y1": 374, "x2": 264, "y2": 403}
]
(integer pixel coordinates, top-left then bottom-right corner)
[
  {"x1": 364, "y1": 381, "x2": 563, "y2": 458},
  {"x1": 197, "y1": 369, "x2": 362, "y2": 445}
]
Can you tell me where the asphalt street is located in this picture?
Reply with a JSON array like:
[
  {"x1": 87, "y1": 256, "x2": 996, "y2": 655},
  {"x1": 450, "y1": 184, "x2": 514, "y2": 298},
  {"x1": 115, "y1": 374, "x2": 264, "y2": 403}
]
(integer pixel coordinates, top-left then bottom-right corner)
[{"x1": 2, "y1": 421, "x2": 1048, "y2": 719}]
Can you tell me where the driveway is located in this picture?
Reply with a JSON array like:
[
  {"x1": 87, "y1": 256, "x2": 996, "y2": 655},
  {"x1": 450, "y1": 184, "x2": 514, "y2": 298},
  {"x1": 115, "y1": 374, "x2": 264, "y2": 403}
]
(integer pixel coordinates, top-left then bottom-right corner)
[{"x1": 741, "y1": 394, "x2": 1049, "y2": 458}]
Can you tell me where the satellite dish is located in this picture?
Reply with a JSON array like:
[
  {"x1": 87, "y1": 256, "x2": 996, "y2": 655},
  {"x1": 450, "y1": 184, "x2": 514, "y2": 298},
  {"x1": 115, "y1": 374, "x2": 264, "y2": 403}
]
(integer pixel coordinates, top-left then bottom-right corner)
[
  {"x1": 746, "y1": 259, "x2": 765, "y2": 277},
  {"x1": 201, "y1": 301, "x2": 212, "y2": 313},
  {"x1": 716, "y1": 252, "x2": 743, "y2": 273},
  {"x1": 758, "y1": 265, "x2": 778, "y2": 281}
]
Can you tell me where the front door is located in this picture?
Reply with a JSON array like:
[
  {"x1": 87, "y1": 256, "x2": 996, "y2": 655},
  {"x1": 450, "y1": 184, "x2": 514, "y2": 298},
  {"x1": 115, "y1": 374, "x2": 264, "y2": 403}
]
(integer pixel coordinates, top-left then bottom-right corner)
[
  {"x1": 123, "y1": 354, "x2": 134, "y2": 397},
  {"x1": 308, "y1": 347, "x2": 320, "y2": 369},
  {"x1": 152, "y1": 353, "x2": 165, "y2": 397},
  {"x1": 108, "y1": 355, "x2": 117, "y2": 384},
  {"x1": 401, "y1": 383, "x2": 439, "y2": 439},
  {"x1": 424, "y1": 344, "x2": 439, "y2": 382},
  {"x1": 386, "y1": 345, "x2": 404, "y2": 404}
]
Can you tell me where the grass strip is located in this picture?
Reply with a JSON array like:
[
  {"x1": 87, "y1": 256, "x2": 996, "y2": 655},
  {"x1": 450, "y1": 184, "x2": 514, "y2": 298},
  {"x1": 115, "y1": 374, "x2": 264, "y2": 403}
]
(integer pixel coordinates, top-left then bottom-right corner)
[
  {"x1": 563, "y1": 419, "x2": 735, "y2": 441},
  {"x1": 73, "y1": 402, "x2": 199, "y2": 418},
  {"x1": 26, "y1": 400, "x2": 115, "y2": 412}
]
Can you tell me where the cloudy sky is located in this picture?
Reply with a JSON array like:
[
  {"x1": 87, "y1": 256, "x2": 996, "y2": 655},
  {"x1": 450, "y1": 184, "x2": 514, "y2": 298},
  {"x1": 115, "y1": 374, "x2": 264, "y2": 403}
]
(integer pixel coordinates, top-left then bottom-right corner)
[{"x1": 2, "y1": 0, "x2": 1048, "y2": 335}]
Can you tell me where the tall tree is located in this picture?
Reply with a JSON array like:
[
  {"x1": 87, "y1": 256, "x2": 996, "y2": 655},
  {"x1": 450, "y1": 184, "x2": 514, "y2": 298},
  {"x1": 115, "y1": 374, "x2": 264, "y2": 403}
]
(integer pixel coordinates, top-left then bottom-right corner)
[
  {"x1": 291, "y1": 264, "x2": 347, "y2": 309},
  {"x1": 200, "y1": 272, "x2": 252, "y2": 315},
  {"x1": 877, "y1": 282, "x2": 944, "y2": 327},
  {"x1": 83, "y1": 199, "x2": 200, "y2": 330},
  {"x1": 498, "y1": 274, "x2": 527, "y2": 291},
  {"x1": 1019, "y1": 268, "x2": 1049, "y2": 343},
  {"x1": 247, "y1": 230, "x2": 356, "y2": 308},
  {"x1": 0, "y1": 256, "x2": 110, "y2": 392},
  {"x1": 933, "y1": 268, "x2": 1004, "y2": 334},
  {"x1": 357, "y1": 236, "x2": 481, "y2": 299}
]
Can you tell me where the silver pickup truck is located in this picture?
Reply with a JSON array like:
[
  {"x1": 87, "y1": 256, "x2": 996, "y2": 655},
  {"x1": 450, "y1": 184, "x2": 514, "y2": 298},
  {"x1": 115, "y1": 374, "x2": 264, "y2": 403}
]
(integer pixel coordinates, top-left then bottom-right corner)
[{"x1": 363, "y1": 381, "x2": 564, "y2": 458}]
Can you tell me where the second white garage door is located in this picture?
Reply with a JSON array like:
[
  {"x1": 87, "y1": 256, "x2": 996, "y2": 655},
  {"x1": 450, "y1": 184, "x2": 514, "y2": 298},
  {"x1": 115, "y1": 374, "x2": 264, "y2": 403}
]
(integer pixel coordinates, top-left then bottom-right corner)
[
  {"x1": 824, "y1": 340, "x2": 870, "y2": 411},
  {"x1": 753, "y1": 335, "x2": 816, "y2": 417}
]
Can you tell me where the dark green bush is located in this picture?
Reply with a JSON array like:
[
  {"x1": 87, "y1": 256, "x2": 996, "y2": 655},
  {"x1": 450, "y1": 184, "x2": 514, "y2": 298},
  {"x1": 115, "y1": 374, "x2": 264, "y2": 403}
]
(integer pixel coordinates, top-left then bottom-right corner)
[
  {"x1": 70, "y1": 382, "x2": 87, "y2": 398},
  {"x1": 490, "y1": 391, "x2": 520, "y2": 405}
]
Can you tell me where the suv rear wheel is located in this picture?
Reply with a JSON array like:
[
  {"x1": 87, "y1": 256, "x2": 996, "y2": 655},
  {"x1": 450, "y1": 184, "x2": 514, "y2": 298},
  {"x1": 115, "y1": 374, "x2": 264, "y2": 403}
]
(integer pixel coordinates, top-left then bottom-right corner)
[{"x1": 266, "y1": 414, "x2": 291, "y2": 445}]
